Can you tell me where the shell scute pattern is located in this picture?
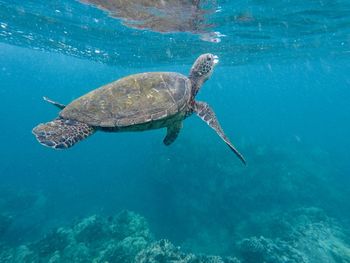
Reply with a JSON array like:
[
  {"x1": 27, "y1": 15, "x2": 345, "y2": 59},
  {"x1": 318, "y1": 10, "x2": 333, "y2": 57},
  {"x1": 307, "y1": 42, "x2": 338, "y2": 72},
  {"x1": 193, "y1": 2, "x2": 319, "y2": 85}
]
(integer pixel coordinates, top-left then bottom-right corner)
[{"x1": 60, "y1": 72, "x2": 191, "y2": 127}]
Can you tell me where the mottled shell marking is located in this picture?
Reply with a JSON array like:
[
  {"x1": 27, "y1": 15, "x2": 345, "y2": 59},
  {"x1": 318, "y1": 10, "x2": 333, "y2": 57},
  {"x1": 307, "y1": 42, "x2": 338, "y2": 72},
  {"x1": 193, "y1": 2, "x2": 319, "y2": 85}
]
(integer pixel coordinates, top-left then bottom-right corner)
[{"x1": 60, "y1": 72, "x2": 191, "y2": 127}]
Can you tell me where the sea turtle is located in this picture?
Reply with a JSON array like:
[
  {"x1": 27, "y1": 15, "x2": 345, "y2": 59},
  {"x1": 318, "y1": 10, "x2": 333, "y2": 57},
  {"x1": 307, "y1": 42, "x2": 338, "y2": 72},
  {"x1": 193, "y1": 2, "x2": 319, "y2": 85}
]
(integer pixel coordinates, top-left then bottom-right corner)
[{"x1": 33, "y1": 53, "x2": 246, "y2": 164}]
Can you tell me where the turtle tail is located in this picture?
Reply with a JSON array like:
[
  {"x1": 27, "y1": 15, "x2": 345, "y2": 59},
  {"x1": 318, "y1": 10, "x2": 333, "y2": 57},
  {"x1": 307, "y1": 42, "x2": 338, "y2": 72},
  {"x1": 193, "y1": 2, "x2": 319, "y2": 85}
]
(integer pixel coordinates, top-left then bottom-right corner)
[{"x1": 32, "y1": 118, "x2": 95, "y2": 149}]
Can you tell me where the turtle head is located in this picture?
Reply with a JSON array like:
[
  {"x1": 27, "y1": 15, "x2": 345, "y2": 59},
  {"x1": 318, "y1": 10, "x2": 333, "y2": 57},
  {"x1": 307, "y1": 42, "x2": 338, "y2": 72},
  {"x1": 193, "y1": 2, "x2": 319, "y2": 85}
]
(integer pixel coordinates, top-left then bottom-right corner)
[{"x1": 189, "y1": 53, "x2": 219, "y2": 97}]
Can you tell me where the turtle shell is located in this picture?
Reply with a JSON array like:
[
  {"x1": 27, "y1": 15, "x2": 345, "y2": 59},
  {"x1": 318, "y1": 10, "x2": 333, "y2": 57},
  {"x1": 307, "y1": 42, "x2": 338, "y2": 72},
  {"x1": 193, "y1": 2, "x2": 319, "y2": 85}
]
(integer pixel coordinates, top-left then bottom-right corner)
[{"x1": 60, "y1": 72, "x2": 191, "y2": 127}]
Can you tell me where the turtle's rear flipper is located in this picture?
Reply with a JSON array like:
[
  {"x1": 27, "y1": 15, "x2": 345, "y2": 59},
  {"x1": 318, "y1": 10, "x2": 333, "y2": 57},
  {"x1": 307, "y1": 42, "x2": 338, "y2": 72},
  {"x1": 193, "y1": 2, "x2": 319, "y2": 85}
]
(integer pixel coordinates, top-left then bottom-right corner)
[
  {"x1": 43, "y1": 96, "x2": 66, "y2": 110},
  {"x1": 32, "y1": 118, "x2": 95, "y2": 149},
  {"x1": 193, "y1": 101, "x2": 246, "y2": 165}
]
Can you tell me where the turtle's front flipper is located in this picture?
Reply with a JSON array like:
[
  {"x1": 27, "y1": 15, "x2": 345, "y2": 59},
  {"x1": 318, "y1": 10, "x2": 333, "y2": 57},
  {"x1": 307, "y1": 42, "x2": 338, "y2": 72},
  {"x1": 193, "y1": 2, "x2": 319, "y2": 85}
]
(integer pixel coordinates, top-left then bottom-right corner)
[
  {"x1": 193, "y1": 101, "x2": 246, "y2": 165},
  {"x1": 43, "y1": 97, "x2": 66, "y2": 110},
  {"x1": 163, "y1": 121, "x2": 182, "y2": 146},
  {"x1": 32, "y1": 118, "x2": 95, "y2": 149}
]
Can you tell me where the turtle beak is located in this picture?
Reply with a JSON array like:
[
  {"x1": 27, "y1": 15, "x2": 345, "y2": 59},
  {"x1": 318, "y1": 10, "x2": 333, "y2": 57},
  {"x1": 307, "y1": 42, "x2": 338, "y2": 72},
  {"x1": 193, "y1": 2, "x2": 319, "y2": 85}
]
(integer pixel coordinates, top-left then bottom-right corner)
[{"x1": 213, "y1": 55, "x2": 219, "y2": 65}]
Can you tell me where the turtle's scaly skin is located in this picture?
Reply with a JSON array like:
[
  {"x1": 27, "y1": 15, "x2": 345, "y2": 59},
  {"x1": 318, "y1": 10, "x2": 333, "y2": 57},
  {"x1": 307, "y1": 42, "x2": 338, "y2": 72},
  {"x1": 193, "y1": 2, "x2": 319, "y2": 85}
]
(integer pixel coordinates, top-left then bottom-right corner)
[{"x1": 60, "y1": 72, "x2": 191, "y2": 129}]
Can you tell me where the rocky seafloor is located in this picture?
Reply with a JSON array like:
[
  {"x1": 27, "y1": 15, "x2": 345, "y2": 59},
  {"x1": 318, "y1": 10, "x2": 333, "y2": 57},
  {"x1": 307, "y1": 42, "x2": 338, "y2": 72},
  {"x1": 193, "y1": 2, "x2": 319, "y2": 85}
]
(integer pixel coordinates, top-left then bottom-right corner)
[{"x1": 1, "y1": 207, "x2": 350, "y2": 263}]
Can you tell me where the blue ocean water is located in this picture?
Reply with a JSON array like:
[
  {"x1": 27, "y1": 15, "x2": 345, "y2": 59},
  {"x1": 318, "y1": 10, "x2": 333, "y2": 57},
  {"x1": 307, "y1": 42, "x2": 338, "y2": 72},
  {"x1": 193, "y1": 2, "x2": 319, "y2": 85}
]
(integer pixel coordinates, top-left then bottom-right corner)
[{"x1": 1, "y1": 0, "x2": 350, "y2": 262}]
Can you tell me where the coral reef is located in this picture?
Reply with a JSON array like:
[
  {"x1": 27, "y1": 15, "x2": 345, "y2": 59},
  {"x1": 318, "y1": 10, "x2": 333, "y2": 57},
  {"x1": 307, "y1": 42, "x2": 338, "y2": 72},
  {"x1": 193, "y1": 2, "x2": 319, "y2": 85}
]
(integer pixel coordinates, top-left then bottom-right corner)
[
  {"x1": 0, "y1": 210, "x2": 152, "y2": 263},
  {"x1": 2, "y1": 143, "x2": 350, "y2": 263},
  {"x1": 1, "y1": 207, "x2": 350, "y2": 263},
  {"x1": 0, "y1": 210, "x2": 238, "y2": 263},
  {"x1": 235, "y1": 208, "x2": 350, "y2": 263},
  {"x1": 238, "y1": 236, "x2": 306, "y2": 263},
  {"x1": 135, "y1": 239, "x2": 240, "y2": 263},
  {"x1": 1, "y1": 208, "x2": 349, "y2": 263}
]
